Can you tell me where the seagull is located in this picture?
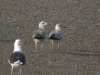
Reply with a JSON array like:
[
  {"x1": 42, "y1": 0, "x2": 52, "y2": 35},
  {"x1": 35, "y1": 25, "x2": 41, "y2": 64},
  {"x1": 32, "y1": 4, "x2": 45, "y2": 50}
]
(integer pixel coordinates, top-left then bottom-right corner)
[
  {"x1": 48, "y1": 23, "x2": 65, "y2": 49},
  {"x1": 8, "y1": 39, "x2": 26, "y2": 75},
  {"x1": 33, "y1": 21, "x2": 48, "y2": 50}
]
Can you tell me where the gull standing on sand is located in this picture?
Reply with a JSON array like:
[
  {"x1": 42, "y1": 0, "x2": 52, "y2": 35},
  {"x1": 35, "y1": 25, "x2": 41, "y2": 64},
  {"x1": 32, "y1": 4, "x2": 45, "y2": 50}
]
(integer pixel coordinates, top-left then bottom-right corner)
[
  {"x1": 8, "y1": 39, "x2": 26, "y2": 75},
  {"x1": 33, "y1": 21, "x2": 48, "y2": 50},
  {"x1": 48, "y1": 24, "x2": 65, "y2": 49}
]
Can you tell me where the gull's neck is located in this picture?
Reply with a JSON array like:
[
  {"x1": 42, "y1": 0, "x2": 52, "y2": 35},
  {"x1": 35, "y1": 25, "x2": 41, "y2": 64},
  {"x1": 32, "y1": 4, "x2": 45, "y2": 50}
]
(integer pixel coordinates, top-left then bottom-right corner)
[
  {"x1": 39, "y1": 24, "x2": 46, "y2": 30},
  {"x1": 55, "y1": 25, "x2": 61, "y2": 32},
  {"x1": 13, "y1": 42, "x2": 22, "y2": 53}
]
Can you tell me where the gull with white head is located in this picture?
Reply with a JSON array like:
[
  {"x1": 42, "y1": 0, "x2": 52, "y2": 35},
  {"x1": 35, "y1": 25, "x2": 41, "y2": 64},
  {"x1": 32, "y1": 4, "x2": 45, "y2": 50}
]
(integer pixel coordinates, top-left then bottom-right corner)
[
  {"x1": 48, "y1": 23, "x2": 65, "y2": 49},
  {"x1": 8, "y1": 39, "x2": 26, "y2": 75},
  {"x1": 33, "y1": 21, "x2": 48, "y2": 50}
]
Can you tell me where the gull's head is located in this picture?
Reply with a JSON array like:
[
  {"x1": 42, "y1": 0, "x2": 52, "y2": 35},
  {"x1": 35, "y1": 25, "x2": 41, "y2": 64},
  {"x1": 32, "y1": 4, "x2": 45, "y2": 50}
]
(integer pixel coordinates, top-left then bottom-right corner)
[
  {"x1": 55, "y1": 23, "x2": 66, "y2": 31},
  {"x1": 14, "y1": 39, "x2": 22, "y2": 46},
  {"x1": 14, "y1": 39, "x2": 23, "y2": 52},
  {"x1": 39, "y1": 21, "x2": 48, "y2": 29},
  {"x1": 55, "y1": 23, "x2": 61, "y2": 31}
]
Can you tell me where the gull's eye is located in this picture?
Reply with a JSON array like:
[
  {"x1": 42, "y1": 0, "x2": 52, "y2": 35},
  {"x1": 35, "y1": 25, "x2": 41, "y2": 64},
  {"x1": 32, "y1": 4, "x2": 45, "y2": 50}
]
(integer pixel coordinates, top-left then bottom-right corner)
[{"x1": 64, "y1": 26, "x2": 66, "y2": 28}]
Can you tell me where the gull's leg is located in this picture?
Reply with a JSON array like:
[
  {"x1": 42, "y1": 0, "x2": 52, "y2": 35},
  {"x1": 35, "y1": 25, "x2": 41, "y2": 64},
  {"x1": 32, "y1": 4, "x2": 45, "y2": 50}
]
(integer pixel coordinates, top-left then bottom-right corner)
[
  {"x1": 58, "y1": 42, "x2": 60, "y2": 49},
  {"x1": 35, "y1": 42, "x2": 38, "y2": 50},
  {"x1": 41, "y1": 41, "x2": 44, "y2": 50},
  {"x1": 19, "y1": 68, "x2": 22, "y2": 75},
  {"x1": 51, "y1": 40, "x2": 54, "y2": 49},
  {"x1": 11, "y1": 66, "x2": 14, "y2": 75},
  {"x1": 34, "y1": 40, "x2": 38, "y2": 50}
]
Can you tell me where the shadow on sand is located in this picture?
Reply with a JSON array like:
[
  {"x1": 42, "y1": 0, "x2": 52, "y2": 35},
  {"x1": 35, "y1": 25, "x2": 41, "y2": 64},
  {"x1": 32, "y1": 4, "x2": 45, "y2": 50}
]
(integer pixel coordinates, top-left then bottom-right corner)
[{"x1": 66, "y1": 50, "x2": 100, "y2": 57}]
